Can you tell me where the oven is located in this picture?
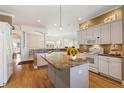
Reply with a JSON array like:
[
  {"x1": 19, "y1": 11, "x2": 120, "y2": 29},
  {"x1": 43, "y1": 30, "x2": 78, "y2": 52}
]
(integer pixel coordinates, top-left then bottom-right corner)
[{"x1": 81, "y1": 53, "x2": 99, "y2": 73}]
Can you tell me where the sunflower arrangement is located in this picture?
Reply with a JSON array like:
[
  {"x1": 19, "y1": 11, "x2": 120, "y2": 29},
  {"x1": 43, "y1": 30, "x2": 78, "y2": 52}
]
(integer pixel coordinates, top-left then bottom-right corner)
[{"x1": 66, "y1": 48, "x2": 79, "y2": 60}]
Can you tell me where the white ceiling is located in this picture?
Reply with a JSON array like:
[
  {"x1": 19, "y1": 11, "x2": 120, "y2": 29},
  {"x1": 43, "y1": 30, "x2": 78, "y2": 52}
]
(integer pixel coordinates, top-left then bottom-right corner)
[{"x1": 0, "y1": 5, "x2": 120, "y2": 38}]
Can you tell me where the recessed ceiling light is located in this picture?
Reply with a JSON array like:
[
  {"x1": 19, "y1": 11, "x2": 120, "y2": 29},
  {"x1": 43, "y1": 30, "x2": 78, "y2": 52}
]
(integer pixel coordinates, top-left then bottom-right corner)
[
  {"x1": 54, "y1": 24, "x2": 57, "y2": 26},
  {"x1": 78, "y1": 18, "x2": 82, "y2": 21},
  {"x1": 37, "y1": 19, "x2": 41, "y2": 23}
]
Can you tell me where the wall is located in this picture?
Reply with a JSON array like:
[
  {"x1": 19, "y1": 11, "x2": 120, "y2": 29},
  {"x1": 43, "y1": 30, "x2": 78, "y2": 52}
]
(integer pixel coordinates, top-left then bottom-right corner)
[
  {"x1": 79, "y1": 7, "x2": 122, "y2": 30},
  {"x1": 27, "y1": 32, "x2": 44, "y2": 49},
  {"x1": 20, "y1": 25, "x2": 46, "y2": 61}
]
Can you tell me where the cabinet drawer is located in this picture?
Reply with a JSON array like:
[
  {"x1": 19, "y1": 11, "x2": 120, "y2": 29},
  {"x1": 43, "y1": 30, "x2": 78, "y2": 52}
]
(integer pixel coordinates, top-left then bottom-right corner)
[
  {"x1": 99, "y1": 56, "x2": 122, "y2": 62},
  {"x1": 108, "y1": 57, "x2": 121, "y2": 62},
  {"x1": 99, "y1": 56, "x2": 110, "y2": 61}
]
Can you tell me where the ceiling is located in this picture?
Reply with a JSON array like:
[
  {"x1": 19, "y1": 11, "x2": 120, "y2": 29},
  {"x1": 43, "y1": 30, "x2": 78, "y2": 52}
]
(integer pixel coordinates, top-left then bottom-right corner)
[{"x1": 0, "y1": 5, "x2": 120, "y2": 38}]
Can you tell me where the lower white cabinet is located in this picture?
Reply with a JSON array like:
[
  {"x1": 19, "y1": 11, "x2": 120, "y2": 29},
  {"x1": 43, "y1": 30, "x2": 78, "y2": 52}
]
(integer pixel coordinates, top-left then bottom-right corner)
[
  {"x1": 98, "y1": 56, "x2": 122, "y2": 80},
  {"x1": 99, "y1": 58, "x2": 109, "y2": 75},
  {"x1": 109, "y1": 59, "x2": 122, "y2": 80}
]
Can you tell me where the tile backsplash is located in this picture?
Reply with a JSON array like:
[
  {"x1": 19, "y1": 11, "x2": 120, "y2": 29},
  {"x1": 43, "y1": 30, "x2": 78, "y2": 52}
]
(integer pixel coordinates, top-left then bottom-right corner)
[{"x1": 79, "y1": 44, "x2": 122, "y2": 55}]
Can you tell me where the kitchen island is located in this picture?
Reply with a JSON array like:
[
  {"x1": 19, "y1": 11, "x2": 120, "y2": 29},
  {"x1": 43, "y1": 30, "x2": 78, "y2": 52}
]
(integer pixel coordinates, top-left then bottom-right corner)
[{"x1": 42, "y1": 52, "x2": 89, "y2": 88}]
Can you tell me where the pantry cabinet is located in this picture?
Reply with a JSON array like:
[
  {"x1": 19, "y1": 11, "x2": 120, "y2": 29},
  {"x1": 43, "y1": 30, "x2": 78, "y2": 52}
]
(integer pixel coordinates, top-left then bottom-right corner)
[
  {"x1": 111, "y1": 20, "x2": 122, "y2": 44},
  {"x1": 98, "y1": 56, "x2": 122, "y2": 80},
  {"x1": 100, "y1": 23, "x2": 111, "y2": 44}
]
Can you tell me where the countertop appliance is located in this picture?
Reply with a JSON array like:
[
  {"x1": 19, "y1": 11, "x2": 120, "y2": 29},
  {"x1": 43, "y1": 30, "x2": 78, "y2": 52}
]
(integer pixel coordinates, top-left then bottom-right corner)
[{"x1": 0, "y1": 22, "x2": 13, "y2": 86}]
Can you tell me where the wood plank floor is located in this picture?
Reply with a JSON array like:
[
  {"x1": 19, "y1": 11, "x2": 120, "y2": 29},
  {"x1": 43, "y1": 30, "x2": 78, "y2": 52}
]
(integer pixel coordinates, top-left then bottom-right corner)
[{"x1": 3, "y1": 56, "x2": 124, "y2": 88}]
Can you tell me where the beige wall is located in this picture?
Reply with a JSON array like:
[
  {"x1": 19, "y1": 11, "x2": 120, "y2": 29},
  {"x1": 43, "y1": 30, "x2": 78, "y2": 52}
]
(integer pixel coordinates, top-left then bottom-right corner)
[{"x1": 27, "y1": 32, "x2": 45, "y2": 49}]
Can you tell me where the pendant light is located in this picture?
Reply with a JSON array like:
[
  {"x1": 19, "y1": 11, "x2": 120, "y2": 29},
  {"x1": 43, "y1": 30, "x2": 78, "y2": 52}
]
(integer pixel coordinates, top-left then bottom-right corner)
[{"x1": 59, "y1": 5, "x2": 62, "y2": 31}]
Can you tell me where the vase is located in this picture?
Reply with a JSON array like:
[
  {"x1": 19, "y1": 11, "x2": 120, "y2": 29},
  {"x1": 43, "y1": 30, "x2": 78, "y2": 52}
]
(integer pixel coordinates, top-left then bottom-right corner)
[{"x1": 71, "y1": 55, "x2": 77, "y2": 61}]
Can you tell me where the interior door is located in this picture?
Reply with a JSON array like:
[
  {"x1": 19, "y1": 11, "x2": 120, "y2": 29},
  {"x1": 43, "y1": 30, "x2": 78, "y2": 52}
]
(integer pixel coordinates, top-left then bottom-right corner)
[{"x1": 0, "y1": 31, "x2": 4, "y2": 85}]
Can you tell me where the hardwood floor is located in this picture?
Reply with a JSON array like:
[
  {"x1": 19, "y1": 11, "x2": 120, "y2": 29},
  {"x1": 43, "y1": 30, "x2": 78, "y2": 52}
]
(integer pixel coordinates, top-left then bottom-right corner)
[{"x1": 3, "y1": 56, "x2": 124, "y2": 88}]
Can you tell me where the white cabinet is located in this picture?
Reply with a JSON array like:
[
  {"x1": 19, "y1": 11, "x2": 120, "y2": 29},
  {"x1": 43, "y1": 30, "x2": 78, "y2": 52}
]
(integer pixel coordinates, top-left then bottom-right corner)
[
  {"x1": 100, "y1": 23, "x2": 111, "y2": 44},
  {"x1": 77, "y1": 30, "x2": 87, "y2": 45},
  {"x1": 109, "y1": 58, "x2": 122, "y2": 80},
  {"x1": 78, "y1": 20, "x2": 122, "y2": 45},
  {"x1": 0, "y1": 31, "x2": 4, "y2": 85},
  {"x1": 85, "y1": 25, "x2": 100, "y2": 44},
  {"x1": 81, "y1": 30, "x2": 87, "y2": 44},
  {"x1": 92, "y1": 25, "x2": 101, "y2": 44},
  {"x1": 99, "y1": 57, "x2": 109, "y2": 75},
  {"x1": 111, "y1": 20, "x2": 122, "y2": 44},
  {"x1": 86, "y1": 27, "x2": 93, "y2": 44},
  {"x1": 77, "y1": 31, "x2": 82, "y2": 45},
  {"x1": 98, "y1": 56, "x2": 122, "y2": 80}
]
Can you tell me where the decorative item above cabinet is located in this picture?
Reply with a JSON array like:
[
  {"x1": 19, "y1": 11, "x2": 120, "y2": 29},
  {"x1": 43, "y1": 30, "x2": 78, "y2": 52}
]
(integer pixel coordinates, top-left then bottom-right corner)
[{"x1": 79, "y1": 7, "x2": 122, "y2": 30}]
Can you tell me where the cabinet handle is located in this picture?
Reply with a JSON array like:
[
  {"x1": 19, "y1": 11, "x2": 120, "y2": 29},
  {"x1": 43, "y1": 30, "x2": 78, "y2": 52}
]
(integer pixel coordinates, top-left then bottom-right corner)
[{"x1": 97, "y1": 37, "x2": 100, "y2": 39}]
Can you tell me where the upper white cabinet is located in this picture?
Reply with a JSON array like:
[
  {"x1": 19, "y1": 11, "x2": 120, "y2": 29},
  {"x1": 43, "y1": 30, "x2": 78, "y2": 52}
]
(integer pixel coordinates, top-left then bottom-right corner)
[
  {"x1": 77, "y1": 31, "x2": 82, "y2": 45},
  {"x1": 92, "y1": 25, "x2": 101, "y2": 44},
  {"x1": 81, "y1": 30, "x2": 87, "y2": 44},
  {"x1": 111, "y1": 20, "x2": 122, "y2": 44},
  {"x1": 86, "y1": 27, "x2": 94, "y2": 44},
  {"x1": 86, "y1": 25, "x2": 101, "y2": 44},
  {"x1": 100, "y1": 23, "x2": 111, "y2": 44},
  {"x1": 77, "y1": 30, "x2": 87, "y2": 45},
  {"x1": 77, "y1": 20, "x2": 122, "y2": 45}
]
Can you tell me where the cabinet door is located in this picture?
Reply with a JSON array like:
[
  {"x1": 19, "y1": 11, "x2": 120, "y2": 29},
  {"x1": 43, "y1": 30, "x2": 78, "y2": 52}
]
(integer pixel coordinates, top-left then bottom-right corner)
[
  {"x1": 100, "y1": 23, "x2": 111, "y2": 44},
  {"x1": 81, "y1": 30, "x2": 87, "y2": 44},
  {"x1": 77, "y1": 31, "x2": 82, "y2": 45},
  {"x1": 109, "y1": 59, "x2": 122, "y2": 80},
  {"x1": 99, "y1": 57, "x2": 109, "y2": 75},
  {"x1": 93, "y1": 25, "x2": 101, "y2": 44},
  {"x1": 111, "y1": 20, "x2": 122, "y2": 44},
  {"x1": 86, "y1": 27, "x2": 93, "y2": 44}
]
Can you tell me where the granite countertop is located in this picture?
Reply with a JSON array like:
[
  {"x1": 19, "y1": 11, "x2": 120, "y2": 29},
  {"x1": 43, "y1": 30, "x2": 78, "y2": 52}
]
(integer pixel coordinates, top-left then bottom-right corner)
[
  {"x1": 98, "y1": 54, "x2": 122, "y2": 58},
  {"x1": 41, "y1": 52, "x2": 88, "y2": 70}
]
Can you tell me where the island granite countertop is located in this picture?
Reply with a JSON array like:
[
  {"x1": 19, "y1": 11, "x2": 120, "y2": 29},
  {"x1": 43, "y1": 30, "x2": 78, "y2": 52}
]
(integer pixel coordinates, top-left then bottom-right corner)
[{"x1": 41, "y1": 52, "x2": 88, "y2": 70}]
